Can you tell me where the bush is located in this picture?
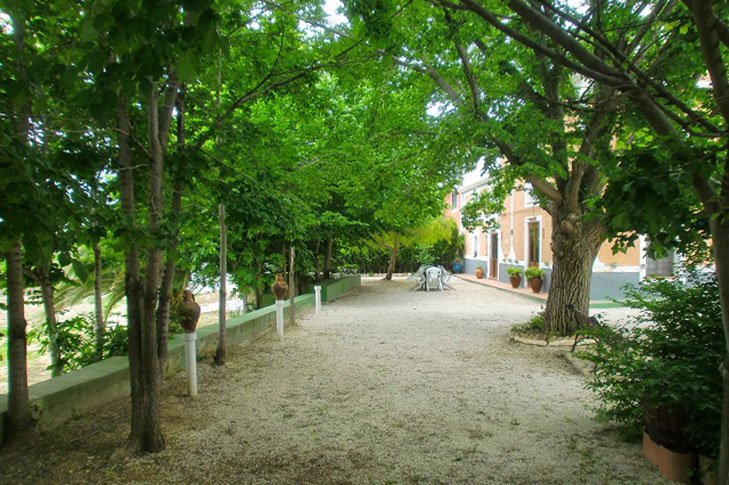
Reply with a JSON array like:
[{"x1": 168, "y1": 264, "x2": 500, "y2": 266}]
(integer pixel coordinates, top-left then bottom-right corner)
[
  {"x1": 32, "y1": 313, "x2": 129, "y2": 373},
  {"x1": 511, "y1": 312, "x2": 544, "y2": 335},
  {"x1": 578, "y1": 272, "x2": 723, "y2": 456},
  {"x1": 524, "y1": 266, "x2": 545, "y2": 280},
  {"x1": 506, "y1": 267, "x2": 522, "y2": 277},
  {"x1": 415, "y1": 245, "x2": 436, "y2": 266}
]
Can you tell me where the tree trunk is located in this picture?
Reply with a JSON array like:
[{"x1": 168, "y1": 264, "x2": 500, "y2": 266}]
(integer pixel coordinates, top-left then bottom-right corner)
[
  {"x1": 5, "y1": 240, "x2": 32, "y2": 442},
  {"x1": 289, "y1": 245, "x2": 295, "y2": 326},
  {"x1": 38, "y1": 259, "x2": 61, "y2": 376},
  {"x1": 116, "y1": 96, "x2": 164, "y2": 457},
  {"x1": 93, "y1": 239, "x2": 104, "y2": 359},
  {"x1": 385, "y1": 239, "x2": 399, "y2": 281},
  {"x1": 313, "y1": 240, "x2": 320, "y2": 282},
  {"x1": 156, "y1": 177, "x2": 182, "y2": 370},
  {"x1": 5, "y1": 10, "x2": 32, "y2": 444},
  {"x1": 543, "y1": 208, "x2": 604, "y2": 336},
  {"x1": 156, "y1": 88, "x2": 185, "y2": 370},
  {"x1": 215, "y1": 203, "x2": 227, "y2": 365},
  {"x1": 323, "y1": 236, "x2": 333, "y2": 280}
]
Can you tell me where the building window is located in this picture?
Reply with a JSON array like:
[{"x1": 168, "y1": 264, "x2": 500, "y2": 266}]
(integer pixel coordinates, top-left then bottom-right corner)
[
  {"x1": 473, "y1": 233, "x2": 478, "y2": 257},
  {"x1": 524, "y1": 183, "x2": 537, "y2": 207},
  {"x1": 451, "y1": 191, "x2": 458, "y2": 210}
]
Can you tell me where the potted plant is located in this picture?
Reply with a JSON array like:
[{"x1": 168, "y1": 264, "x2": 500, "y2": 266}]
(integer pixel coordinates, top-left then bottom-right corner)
[
  {"x1": 578, "y1": 273, "x2": 723, "y2": 483},
  {"x1": 525, "y1": 266, "x2": 545, "y2": 293},
  {"x1": 475, "y1": 265, "x2": 484, "y2": 279},
  {"x1": 506, "y1": 267, "x2": 522, "y2": 288}
]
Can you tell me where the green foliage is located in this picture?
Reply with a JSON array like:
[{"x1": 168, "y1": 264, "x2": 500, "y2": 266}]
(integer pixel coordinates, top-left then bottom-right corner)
[
  {"x1": 506, "y1": 267, "x2": 522, "y2": 277},
  {"x1": 578, "y1": 273, "x2": 723, "y2": 457},
  {"x1": 30, "y1": 314, "x2": 128, "y2": 373},
  {"x1": 511, "y1": 312, "x2": 544, "y2": 335},
  {"x1": 341, "y1": 217, "x2": 463, "y2": 272},
  {"x1": 524, "y1": 267, "x2": 545, "y2": 280},
  {"x1": 597, "y1": 147, "x2": 711, "y2": 264},
  {"x1": 415, "y1": 245, "x2": 436, "y2": 266}
]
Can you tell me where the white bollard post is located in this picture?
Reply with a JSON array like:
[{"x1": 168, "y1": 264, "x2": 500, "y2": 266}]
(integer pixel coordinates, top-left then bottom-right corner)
[
  {"x1": 314, "y1": 285, "x2": 322, "y2": 314},
  {"x1": 184, "y1": 332, "x2": 198, "y2": 396},
  {"x1": 275, "y1": 299, "x2": 285, "y2": 337}
]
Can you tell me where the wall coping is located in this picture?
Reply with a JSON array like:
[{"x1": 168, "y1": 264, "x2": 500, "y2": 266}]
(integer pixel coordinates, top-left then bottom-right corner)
[{"x1": 0, "y1": 275, "x2": 360, "y2": 445}]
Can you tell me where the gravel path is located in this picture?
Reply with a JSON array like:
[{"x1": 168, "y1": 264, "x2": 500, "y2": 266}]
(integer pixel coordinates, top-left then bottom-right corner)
[{"x1": 2, "y1": 277, "x2": 667, "y2": 484}]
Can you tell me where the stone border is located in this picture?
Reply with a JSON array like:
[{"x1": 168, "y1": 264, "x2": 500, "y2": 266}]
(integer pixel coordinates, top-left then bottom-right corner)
[{"x1": 0, "y1": 276, "x2": 361, "y2": 445}]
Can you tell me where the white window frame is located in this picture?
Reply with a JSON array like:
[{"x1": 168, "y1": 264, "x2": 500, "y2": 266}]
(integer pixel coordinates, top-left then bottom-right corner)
[
  {"x1": 523, "y1": 215, "x2": 542, "y2": 266},
  {"x1": 524, "y1": 183, "x2": 537, "y2": 208},
  {"x1": 451, "y1": 191, "x2": 459, "y2": 212}
]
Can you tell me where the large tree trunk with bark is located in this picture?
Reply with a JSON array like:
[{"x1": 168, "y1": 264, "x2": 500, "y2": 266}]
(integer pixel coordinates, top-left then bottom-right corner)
[
  {"x1": 323, "y1": 236, "x2": 333, "y2": 280},
  {"x1": 385, "y1": 239, "x2": 399, "y2": 281},
  {"x1": 93, "y1": 240, "x2": 104, "y2": 359},
  {"x1": 5, "y1": 240, "x2": 32, "y2": 442},
  {"x1": 543, "y1": 207, "x2": 604, "y2": 336},
  {"x1": 37, "y1": 259, "x2": 61, "y2": 376}
]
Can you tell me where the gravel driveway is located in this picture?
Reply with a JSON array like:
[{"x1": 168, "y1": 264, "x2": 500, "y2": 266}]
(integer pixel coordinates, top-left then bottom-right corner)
[{"x1": 2, "y1": 277, "x2": 667, "y2": 484}]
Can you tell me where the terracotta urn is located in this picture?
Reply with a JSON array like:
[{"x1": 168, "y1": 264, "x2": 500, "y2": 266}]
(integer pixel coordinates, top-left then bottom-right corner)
[
  {"x1": 529, "y1": 277, "x2": 543, "y2": 293},
  {"x1": 475, "y1": 267, "x2": 484, "y2": 279},
  {"x1": 179, "y1": 290, "x2": 201, "y2": 333},
  {"x1": 271, "y1": 273, "x2": 288, "y2": 300},
  {"x1": 510, "y1": 275, "x2": 522, "y2": 289}
]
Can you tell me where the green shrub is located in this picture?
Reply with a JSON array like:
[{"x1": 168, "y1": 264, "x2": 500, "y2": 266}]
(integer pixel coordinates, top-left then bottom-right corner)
[
  {"x1": 415, "y1": 245, "x2": 436, "y2": 266},
  {"x1": 578, "y1": 272, "x2": 723, "y2": 457},
  {"x1": 32, "y1": 313, "x2": 129, "y2": 373},
  {"x1": 511, "y1": 312, "x2": 544, "y2": 335},
  {"x1": 524, "y1": 266, "x2": 545, "y2": 280},
  {"x1": 506, "y1": 267, "x2": 522, "y2": 277}
]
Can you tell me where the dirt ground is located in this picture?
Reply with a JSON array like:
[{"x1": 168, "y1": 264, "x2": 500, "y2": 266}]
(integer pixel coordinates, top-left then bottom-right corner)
[{"x1": 0, "y1": 277, "x2": 667, "y2": 484}]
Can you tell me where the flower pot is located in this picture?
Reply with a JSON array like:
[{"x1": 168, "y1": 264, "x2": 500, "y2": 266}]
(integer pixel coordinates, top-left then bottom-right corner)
[
  {"x1": 179, "y1": 290, "x2": 201, "y2": 333},
  {"x1": 644, "y1": 405, "x2": 690, "y2": 452},
  {"x1": 643, "y1": 431, "x2": 694, "y2": 484},
  {"x1": 452, "y1": 262, "x2": 463, "y2": 274},
  {"x1": 475, "y1": 268, "x2": 484, "y2": 279},
  {"x1": 528, "y1": 277, "x2": 543, "y2": 293},
  {"x1": 509, "y1": 275, "x2": 521, "y2": 288},
  {"x1": 271, "y1": 273, "x2": 289, "y2": 300}
]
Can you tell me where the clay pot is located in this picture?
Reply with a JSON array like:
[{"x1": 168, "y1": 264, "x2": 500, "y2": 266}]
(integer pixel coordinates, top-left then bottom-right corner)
[
  {"x1": 179, "y1": 290, "x2": 201, "y2": 333},
  {"x1": 528, "y1": 277, "x2": 543, "y2": 293},
  {"x1": 271, "y1": 273, "x2": 288, "y2": 300},
  {"x1": 643, "y1": 431, "x2": 694, "y2": 484},
  {"x1": 644, "y1": 405, "x2": 690, "y2": 452},
  {"x1": 510, "y1": 275, "x2": 522, "y2": 289},
  {"x1": 475, "y1": 268, "x2": 484, "y2": 279}
]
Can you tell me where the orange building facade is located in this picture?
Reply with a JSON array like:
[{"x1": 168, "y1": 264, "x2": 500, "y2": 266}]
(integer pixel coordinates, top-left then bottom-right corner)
[{"x1": 446, "y1": 176, "x2": 675, "y2": 300}]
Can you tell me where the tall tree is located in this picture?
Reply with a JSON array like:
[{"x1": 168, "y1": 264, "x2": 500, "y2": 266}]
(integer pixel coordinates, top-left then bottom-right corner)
[
  {"x1": 426, "y1": 0, "x2": 729, "y2": 479},
  {"x1": 347, "y1": 1, "x2": 621, "y2": 332}
]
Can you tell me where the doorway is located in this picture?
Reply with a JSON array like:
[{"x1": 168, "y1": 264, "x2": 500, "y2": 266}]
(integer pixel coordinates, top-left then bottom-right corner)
[{"x1": 527, "y1": 221, "x2": 540, "y2": 268}]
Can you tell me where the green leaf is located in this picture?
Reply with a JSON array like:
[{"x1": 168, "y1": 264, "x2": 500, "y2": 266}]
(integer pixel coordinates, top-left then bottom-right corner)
[
  {"x1": 58, "y1": 252, "x2": 71, "y2": 267},
  {"x1": 176, "y1": 53, "x2": 196, "y2": 82},
  {"x1": 72, "y1": 260, "x2": 89, "y2": 283}
]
